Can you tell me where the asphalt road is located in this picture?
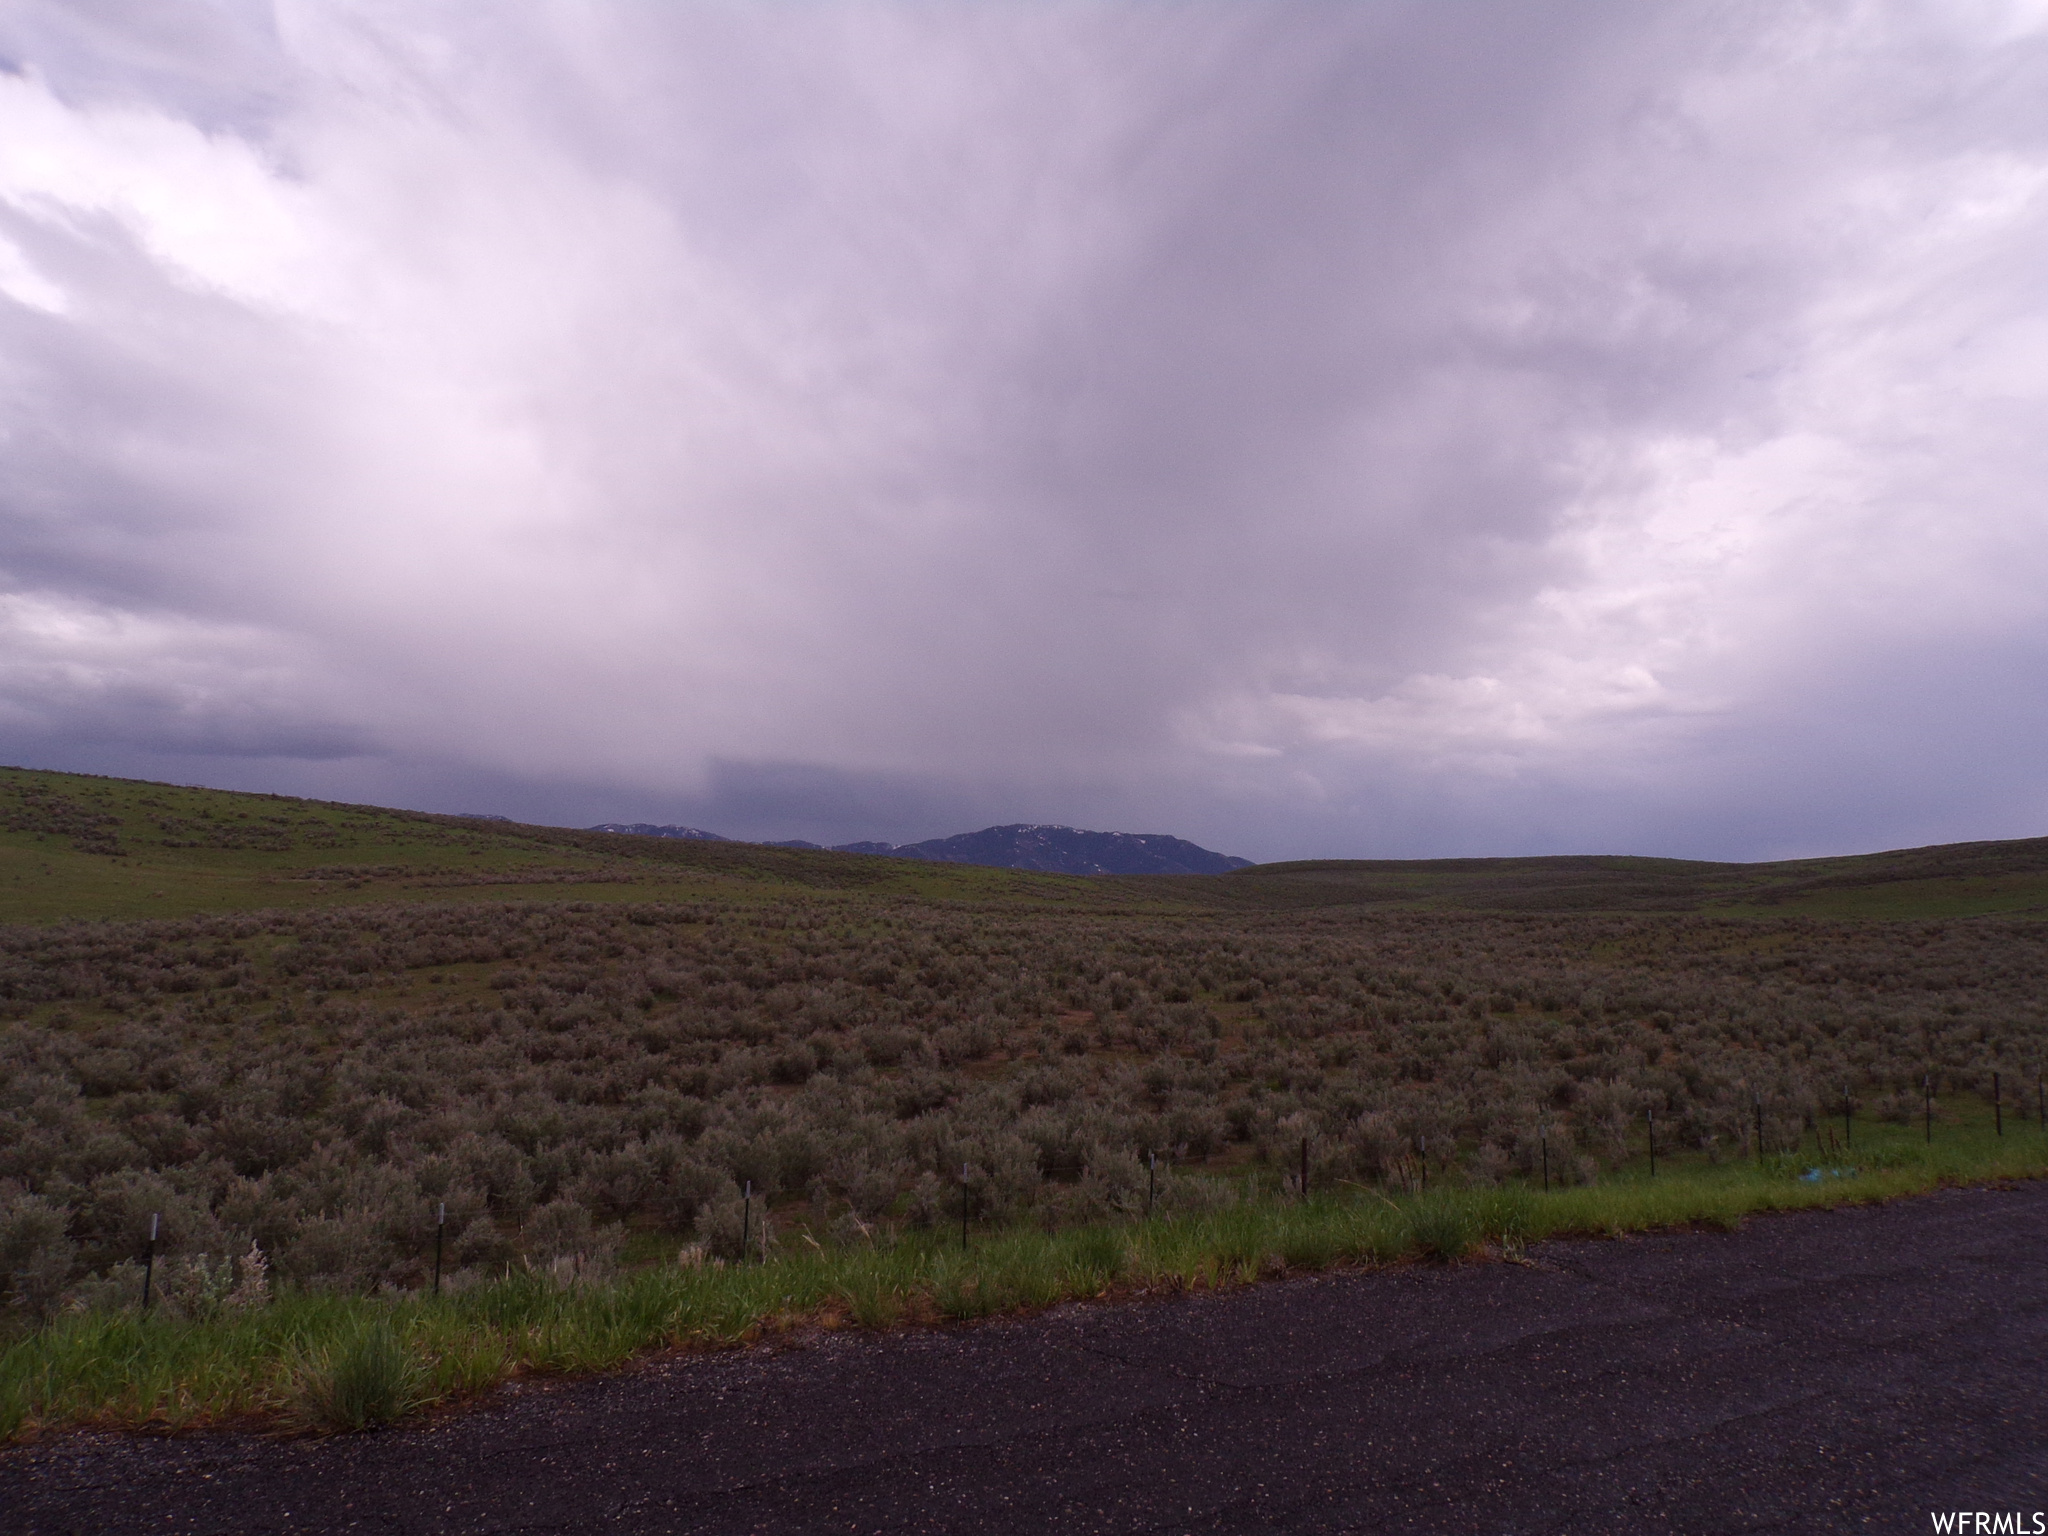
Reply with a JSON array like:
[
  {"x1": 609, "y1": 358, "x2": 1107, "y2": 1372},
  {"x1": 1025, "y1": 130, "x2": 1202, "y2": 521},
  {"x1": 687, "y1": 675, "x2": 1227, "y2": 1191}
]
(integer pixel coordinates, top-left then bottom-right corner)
[{"x1": 6, "y1": 1183, "x2": 2046, "y2": 1535}]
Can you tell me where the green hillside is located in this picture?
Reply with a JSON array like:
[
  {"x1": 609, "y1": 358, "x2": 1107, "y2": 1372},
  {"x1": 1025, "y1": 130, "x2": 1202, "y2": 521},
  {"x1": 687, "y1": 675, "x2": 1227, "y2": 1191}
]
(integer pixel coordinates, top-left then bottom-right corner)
[
  {"x1": 0, "y1": 766, "x2": 1110, "y2": 923},
  {"x1": 1153, "y1": 840, "x2": 2048, "y2": 917}
]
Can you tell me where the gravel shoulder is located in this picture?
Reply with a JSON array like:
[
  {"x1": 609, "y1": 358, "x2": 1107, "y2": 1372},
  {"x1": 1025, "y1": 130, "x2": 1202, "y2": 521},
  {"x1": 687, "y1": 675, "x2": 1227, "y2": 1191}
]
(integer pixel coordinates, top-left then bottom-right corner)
[{"x1": 6, "y1": 1182, "x2": 2046, "y2": 1535}]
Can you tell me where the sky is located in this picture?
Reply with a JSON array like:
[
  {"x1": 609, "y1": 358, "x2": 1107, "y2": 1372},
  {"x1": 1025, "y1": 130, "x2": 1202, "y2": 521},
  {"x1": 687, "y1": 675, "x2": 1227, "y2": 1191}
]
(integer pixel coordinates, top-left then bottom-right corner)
[{"x1": 2, "y1": 1, "x2": 2047, "y2": 863}]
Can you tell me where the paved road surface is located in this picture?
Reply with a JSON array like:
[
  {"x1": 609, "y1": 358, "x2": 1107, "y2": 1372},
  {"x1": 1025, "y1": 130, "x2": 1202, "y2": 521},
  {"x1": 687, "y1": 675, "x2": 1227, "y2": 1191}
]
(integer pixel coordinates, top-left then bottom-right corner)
[{"x1": 6, "y1": 1183, "x2": 2046, "y2": 1534}]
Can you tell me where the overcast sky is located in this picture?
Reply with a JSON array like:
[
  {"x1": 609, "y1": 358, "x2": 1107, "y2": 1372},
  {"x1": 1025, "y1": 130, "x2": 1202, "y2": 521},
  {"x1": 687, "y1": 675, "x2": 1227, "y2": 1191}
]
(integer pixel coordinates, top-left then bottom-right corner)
[{"x1": 2, "y1": 2, "x2": 2046, "y2": 862}]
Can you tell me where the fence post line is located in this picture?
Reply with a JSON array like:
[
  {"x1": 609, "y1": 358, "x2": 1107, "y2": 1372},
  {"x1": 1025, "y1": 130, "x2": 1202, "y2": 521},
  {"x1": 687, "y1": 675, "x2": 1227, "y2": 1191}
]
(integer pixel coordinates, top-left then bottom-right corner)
[
  {"x1": 141, "y1": 1212, "x2": 158, "y2": 1314},
  {"x1": 1754, "y1": 1093, "x2": 1764, "y2": 1166},
  {"x1": 1300, "y1": 1136, "x2": 1309, "y2": 1202},
  {"x1": 742, "y1": 1180, "x2": 752, "y2": 1263},
  {"x1": 433, "y1": 1201, "x2": 445, "y2": 1296},
  {"x1": 1540, "y1": 1120, "x2": 1549, "y2": 1193},
  {"x1": 1646, "y1": 1107, "x2": 1655, "y2": 1178},
  {"x1": 1147, "y1": 1150, "x2": 1157, "y2": 1220},
  {"x1": 1995, "y1": 1071, "x2": 2003, "y2": 1137},
  {"x1": 1924, "y1": 1075, "x2": 1933, "y2": 1144},
  {"x1": 960, "y1": 1164, "x2": 970, "y2": 1251},
  {"x1": 1843, "y1": 1084, "x2": 1852, "y2": 1151}
]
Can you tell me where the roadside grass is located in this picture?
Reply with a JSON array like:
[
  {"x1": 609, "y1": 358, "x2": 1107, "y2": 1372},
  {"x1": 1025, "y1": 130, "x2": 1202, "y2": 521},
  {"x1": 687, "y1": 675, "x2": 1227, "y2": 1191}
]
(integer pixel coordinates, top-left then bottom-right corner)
[{"x1": 4, "y1": 1115, "x2": 2041, "y2": 1443}]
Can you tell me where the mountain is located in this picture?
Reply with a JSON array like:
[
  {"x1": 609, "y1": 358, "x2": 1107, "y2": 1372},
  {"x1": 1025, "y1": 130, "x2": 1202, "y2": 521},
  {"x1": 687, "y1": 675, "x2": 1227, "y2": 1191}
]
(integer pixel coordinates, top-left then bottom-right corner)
[
  {"x1": 586, "y1": 823, "x2": 728, "y2": 841},
  {"x1": 854, "y1": 823, "x2": 1253, "y2": 876}
]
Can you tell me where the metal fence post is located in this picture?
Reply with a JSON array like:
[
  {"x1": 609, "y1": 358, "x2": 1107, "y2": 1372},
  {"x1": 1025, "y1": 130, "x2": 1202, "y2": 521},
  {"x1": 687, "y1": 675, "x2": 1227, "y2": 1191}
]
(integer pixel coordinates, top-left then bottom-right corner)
[{"x1": 141, "y1": 1212, "x2": 158, "y2": 1314}]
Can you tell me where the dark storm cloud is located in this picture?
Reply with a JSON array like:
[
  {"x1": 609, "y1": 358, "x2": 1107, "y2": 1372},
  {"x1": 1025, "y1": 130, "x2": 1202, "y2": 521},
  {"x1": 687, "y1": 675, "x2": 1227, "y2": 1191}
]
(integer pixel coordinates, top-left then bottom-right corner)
[{"x1": 2, "y1": 2, "x2": 2047, "y2": 858}]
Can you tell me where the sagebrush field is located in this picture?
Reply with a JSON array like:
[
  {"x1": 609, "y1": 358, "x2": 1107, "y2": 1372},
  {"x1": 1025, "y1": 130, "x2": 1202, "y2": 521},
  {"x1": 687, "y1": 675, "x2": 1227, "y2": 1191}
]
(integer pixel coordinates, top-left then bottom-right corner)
[{"x1": 3, "y1": 765, "x2": 2047, "y2": 1435}]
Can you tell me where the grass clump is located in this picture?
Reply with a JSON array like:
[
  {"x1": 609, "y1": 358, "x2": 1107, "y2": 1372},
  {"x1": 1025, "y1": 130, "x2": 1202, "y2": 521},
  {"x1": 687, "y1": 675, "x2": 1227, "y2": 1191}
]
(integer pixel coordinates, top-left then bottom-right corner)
[
  {"x1": 1062, "y1": 1227, "x2": 1127, "y2": 1291},
  {"x1": 1403, "y1": 1196, "x2": 1480, "y2": 1262},
  {"x1": 836, "y1": 1273, "x2": 906, "y2": 1330},
  {"x1": 287, "y1": 1320, "x2": 426, "y2": 1433}
]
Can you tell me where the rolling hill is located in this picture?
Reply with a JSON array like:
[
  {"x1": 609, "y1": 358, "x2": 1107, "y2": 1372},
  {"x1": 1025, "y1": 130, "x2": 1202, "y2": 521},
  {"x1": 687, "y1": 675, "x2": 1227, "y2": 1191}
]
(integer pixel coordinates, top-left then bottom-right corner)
[
  {"x1": 1149, "y1": 840, "x2": 2048, "y2": 919},
  {"x1": 2, "y1": 763, "x2": 2046, "y2": 923},
  {"x1": 0, "y1": 766, "x2": 1118, "y2": 923}
]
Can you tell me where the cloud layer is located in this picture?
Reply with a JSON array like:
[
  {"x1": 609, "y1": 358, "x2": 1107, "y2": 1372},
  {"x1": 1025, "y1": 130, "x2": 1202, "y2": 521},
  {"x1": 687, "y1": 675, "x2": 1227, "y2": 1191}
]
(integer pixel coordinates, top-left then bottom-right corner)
[{"x1": 4, "y1": 1, "x2": 2048, "y2": 859}]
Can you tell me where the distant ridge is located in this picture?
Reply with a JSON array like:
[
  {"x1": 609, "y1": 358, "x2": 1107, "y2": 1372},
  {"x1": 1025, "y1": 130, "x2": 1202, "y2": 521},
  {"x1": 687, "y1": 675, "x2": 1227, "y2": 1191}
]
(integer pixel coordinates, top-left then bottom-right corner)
[
  {"x1": 586, "y1": 820, "x2": 1252, "y2": 875},
  {"x1": 586, "y1": 823, "x2": 728, "y2": 841},
  {"x1": 880, "y1": 824, "x2": 1253, "y2": 876}
]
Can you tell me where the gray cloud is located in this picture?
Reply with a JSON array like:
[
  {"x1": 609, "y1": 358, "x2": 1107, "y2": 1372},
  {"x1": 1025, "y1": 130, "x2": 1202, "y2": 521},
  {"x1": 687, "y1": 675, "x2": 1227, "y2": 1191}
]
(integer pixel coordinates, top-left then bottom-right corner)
[{"x1": 2, "y1": 2, "x2": 2047, "y2": 859}]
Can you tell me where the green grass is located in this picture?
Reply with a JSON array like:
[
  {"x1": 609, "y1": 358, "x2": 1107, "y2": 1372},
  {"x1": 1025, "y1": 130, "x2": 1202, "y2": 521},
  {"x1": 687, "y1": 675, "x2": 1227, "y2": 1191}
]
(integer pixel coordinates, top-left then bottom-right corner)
[{"x1": 6, "y1": 1116, "x2": 2040, "y2": 1443}]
